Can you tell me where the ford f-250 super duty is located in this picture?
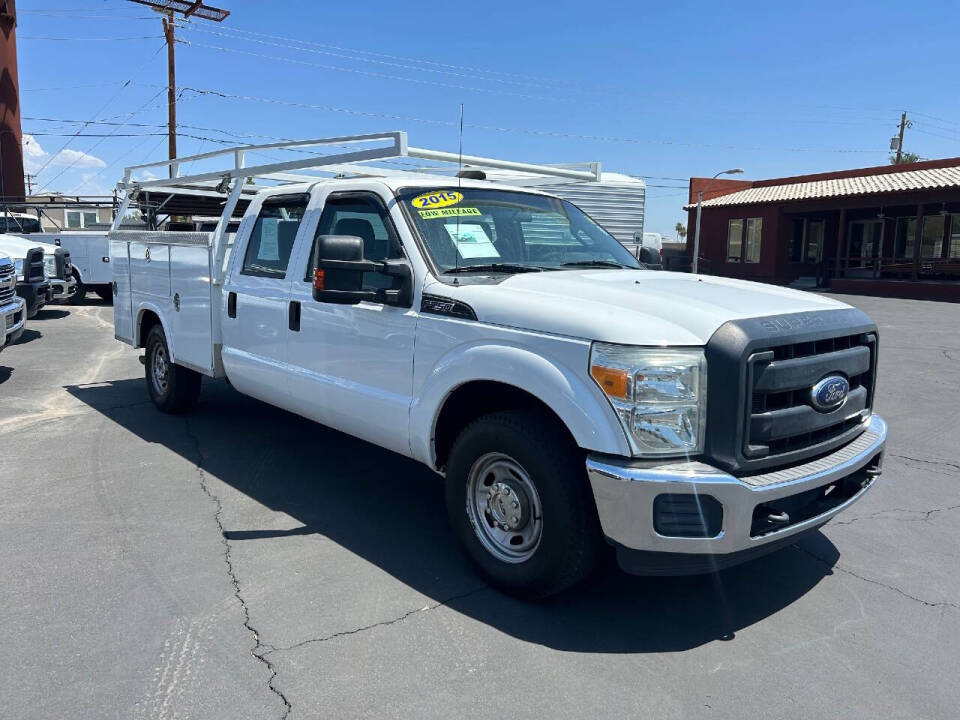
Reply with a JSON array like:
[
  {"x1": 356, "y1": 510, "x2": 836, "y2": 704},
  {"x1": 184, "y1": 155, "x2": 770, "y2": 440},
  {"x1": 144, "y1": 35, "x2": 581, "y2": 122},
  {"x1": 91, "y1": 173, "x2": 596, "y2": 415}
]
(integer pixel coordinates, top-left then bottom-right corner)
[{"x1": 109, "y1": 133, "x2": 887, "y2": 598}]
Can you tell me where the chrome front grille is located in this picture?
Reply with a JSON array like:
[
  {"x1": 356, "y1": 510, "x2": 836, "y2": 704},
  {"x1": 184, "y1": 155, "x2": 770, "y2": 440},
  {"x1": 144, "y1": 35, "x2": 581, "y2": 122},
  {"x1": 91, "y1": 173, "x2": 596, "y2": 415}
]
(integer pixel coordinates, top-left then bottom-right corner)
[
  {"x1": 745, "y1": 333, "x2": 876, "y2": 459},
  {"x1": 0, "y1": 263, "x2": 15, "y2": 303}
]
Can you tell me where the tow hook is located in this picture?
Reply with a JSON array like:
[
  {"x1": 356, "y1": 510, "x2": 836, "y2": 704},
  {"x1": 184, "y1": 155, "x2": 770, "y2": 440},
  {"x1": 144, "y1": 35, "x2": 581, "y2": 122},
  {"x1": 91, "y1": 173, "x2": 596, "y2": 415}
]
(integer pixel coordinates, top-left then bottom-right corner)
[{"x1": 760, "y1": 507, "x2": 790, "y2": 525}]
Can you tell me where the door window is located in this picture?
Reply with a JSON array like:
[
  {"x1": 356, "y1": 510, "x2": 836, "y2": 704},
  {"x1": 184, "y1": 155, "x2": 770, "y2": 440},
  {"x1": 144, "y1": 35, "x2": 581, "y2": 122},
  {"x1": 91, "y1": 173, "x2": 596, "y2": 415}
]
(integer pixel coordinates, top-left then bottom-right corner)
[
  {"x1": 307, "y1": 194, "x2": 403, "y2": 291},
  {"x1": 806, "y1": 220, "x2": 824, "y2": 262},
  {"x1": 744, "y1": 218, "x2": 762, "y2": 263},
  {"x1": 241, "y1": 194, "x2": 309, "y2": 278},
  {"x1": 726, "y1": 219, "x2": 743, "y2": 262}
]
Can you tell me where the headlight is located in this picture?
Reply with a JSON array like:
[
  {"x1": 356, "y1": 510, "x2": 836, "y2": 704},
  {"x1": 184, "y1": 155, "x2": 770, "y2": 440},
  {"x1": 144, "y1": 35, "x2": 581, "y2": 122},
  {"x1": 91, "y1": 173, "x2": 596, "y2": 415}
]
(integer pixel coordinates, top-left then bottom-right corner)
[
  {"x1": 13, "y1": 258, "x2": 23, "y2": 281},
  {"x1": 590, "y1": 343, "x2": 707, "y2": 457},
  {"x1": 44, "y1": 256, "x2": 57, "y2": 279}
]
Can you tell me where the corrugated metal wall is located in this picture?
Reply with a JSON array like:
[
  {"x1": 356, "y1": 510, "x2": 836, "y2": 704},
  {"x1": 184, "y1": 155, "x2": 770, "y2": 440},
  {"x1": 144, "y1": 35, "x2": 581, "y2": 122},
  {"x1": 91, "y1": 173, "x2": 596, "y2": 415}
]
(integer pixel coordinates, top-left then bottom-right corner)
[
  {"x1": 477, "y1": 169, "x2": 646, "y2": 245},
  {"x1": 530, "y1": 179, "x2": 646, "y2": 245}
]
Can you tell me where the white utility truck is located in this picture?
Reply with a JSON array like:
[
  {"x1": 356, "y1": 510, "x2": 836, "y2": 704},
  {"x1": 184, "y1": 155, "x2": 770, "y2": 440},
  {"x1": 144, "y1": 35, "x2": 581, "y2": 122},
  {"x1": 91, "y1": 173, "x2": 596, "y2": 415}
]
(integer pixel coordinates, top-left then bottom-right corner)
[
  {"x1": 1, "y1": 210, "x2": 110, "y2": 303},
  {"x1": 110, "y1": 133, "x2": 887, "y2": 598},
  {"x1": 0, "y1": 252, "x2": 27, "y2": 351}
]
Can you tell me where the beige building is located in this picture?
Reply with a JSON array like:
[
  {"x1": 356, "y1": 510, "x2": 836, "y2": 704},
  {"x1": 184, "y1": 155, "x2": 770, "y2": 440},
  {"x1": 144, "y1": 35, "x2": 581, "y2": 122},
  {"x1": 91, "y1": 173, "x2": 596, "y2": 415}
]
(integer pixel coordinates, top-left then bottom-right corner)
[{"x1": 24, "y1": 193, "x2": 115, "y2": 231}]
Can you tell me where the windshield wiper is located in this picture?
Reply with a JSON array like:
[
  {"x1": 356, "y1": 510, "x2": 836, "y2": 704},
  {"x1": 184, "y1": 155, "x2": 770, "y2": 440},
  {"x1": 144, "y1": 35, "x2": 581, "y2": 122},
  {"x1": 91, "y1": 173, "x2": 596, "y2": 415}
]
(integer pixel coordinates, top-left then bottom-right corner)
[
  {"x1": 443, "y1": 263, "x2": 545, "y2": 275},
  {"x1": 559, "y1": 260, "x2": 631, "y2": 269}
]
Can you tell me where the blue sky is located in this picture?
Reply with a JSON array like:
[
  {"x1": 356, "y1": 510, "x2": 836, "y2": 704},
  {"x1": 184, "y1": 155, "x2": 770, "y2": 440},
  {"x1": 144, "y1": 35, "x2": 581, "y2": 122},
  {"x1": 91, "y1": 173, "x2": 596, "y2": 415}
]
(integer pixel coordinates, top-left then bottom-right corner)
[{"x1": 15, "y1": 0, "x2": 960, "y2": 237}]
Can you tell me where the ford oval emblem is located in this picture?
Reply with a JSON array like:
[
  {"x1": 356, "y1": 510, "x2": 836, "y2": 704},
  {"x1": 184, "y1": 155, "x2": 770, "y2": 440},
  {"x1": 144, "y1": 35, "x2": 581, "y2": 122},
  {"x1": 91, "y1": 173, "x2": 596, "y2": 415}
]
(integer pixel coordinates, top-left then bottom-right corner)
[{"x1": 811, "y1": 375, "x2": 849, "y2": 412}]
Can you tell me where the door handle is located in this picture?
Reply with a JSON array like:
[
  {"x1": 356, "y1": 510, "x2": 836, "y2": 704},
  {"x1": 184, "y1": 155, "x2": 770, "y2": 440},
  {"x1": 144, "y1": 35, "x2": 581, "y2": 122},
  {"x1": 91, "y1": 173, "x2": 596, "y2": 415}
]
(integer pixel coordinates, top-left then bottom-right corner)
[
  {"x1": 288, "y1": 300, "x2": 301, "y2": 332},
  {"x1": 227, "y1": 291, "x2": 237, "y2": 318}
]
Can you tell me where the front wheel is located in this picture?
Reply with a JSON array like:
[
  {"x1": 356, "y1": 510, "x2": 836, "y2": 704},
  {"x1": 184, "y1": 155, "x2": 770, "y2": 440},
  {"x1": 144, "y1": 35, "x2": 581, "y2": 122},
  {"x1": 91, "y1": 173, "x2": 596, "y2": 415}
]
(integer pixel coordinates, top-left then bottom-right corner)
[
  {"x1": 144, "y1": 325, "x2": 201, "y2": 413},
  {"x1": 445, "y1": 410, "x2": 602, "y2": 599},
  {"x1": 69, "y1": 274, "x2": 86, "y2": 305}
]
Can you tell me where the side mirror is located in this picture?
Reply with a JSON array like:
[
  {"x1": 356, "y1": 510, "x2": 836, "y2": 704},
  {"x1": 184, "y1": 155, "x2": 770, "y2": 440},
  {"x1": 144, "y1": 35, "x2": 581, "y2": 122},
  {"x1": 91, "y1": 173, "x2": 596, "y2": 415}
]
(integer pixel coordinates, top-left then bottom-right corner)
[
  {"x1": 311, "y1": 235, "x2": 414, "y2": 308},
  {"x1": 312, "y1": 234, "x2": 377, "y2": 304}
]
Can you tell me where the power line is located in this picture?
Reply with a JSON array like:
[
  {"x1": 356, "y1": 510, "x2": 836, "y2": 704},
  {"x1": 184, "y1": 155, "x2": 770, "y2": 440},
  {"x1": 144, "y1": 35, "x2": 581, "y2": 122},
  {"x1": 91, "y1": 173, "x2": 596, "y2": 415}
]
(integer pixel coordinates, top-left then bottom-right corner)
[
  {"x1": 180, "y1": 40, "x2": 561, "y2": 102},
  {"x1": 36, "y1": 87, "x2": 168, "y2": 193},
  {"x1": 176, "y1": 85, "x2": 885, "y2": 154},
  {"x1": 175, "y1": 20, "x2": 581, "y2": 89},
  {"x1": 29, "y1": 41, "x2": 166, "y2": 179},
  {"x1": 176, "y1": 23, "x2": 579, "y2": 93}
]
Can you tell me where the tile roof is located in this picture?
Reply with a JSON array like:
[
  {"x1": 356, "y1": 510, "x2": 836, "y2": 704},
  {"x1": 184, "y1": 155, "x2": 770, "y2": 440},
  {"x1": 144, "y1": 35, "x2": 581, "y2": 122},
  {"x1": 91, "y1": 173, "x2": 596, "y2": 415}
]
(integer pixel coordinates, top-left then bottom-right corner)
[{"x1": 695, "y1": 165, "x2": 960, "y2": 208}]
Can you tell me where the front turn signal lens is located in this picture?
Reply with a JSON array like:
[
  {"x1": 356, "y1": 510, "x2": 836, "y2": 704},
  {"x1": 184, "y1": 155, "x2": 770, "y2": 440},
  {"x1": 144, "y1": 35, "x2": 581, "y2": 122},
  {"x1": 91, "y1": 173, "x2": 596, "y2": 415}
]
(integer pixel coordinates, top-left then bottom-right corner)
[{"x1": 591, "y1": 365, "x2": 629, "y2": 399}]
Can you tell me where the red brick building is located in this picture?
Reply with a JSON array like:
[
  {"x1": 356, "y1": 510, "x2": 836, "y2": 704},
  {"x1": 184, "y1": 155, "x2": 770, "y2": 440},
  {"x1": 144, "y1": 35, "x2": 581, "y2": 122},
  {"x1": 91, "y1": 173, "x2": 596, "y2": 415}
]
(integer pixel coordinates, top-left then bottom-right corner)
[{"x1": 686, "y1": 157, "x2": 960, "y2": 301}]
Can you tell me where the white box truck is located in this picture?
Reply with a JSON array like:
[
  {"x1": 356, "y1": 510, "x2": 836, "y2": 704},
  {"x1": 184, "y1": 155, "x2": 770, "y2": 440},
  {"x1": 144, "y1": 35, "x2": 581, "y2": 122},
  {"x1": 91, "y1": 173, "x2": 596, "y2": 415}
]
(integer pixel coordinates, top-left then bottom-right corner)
[{"x1": 109, "y1": 132, "x2": 886, "y2": 598}]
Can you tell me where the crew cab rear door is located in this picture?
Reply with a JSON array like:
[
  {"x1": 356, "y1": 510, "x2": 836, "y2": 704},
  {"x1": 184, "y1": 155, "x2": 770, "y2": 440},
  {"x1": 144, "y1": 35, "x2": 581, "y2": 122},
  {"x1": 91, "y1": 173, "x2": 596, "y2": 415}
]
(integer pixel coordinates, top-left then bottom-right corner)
[
  {"x1": 285, "y1": 186, "x2": 417, "y2": 457},
  {"x1": 220, "y1": 192, "x2": 310, "y2": 407}
]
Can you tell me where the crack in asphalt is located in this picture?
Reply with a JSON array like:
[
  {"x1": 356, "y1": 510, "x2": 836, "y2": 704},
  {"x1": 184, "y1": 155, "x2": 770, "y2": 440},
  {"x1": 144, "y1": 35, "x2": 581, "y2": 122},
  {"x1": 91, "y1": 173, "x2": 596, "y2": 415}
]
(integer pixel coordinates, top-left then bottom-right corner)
[
  {"x1": 793, "y1": 544, "x2": 960, "y2": 610},
  {"x1": 890, "y1": 454, "x2": 960, "y2": 473},
  {"x1": 832, "y1": 503, "x2": 960, "y2": 527},
  {"x1": 263, "y1": 585, "x2": 490, "y2": 657},
  {"x1": 183, "y1": 417, "x2": 293, "y2": 720}
]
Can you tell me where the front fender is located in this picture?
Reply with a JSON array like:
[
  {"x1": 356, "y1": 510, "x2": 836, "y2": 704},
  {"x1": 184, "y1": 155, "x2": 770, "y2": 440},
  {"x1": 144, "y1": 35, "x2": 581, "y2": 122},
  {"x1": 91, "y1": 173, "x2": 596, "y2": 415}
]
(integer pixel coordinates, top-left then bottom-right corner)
[{"x1": 409, "y1": 340, "x2": 631, "y2": 467}]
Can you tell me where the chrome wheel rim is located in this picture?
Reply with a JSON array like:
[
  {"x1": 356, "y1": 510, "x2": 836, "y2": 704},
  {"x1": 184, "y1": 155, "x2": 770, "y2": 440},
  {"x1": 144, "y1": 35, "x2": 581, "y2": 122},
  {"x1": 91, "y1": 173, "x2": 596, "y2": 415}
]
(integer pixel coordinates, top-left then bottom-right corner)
[
  {"x1": 466, "y1": 452, "x2": 543, "y2": 563},
  {"x1": 151, "y1": 344, "x2": 169, "y2": 396}
]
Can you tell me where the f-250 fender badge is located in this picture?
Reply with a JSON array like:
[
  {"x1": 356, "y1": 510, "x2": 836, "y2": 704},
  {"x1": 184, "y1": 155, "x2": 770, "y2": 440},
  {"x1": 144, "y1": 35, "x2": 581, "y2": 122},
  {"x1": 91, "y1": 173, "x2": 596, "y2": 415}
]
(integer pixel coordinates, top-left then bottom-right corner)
[{"x1": 411, "y1": 190, "x2": 463, "y2": 210}]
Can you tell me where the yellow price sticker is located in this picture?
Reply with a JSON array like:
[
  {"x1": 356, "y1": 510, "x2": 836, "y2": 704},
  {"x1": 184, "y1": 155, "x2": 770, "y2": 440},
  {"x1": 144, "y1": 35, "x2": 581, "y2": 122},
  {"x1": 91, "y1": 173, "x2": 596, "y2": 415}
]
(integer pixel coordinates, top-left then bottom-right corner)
[
  {"x1": 418, "y1": 207, "x2": 481, "y2": 219},
  {"x1": 411, "y1": 190, "x2": 463, "y2": 210}
]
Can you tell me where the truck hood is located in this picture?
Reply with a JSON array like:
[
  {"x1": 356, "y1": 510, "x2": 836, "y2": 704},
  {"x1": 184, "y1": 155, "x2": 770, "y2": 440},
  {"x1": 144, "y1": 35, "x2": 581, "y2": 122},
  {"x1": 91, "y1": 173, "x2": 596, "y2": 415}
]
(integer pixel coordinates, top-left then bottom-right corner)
[{"x1": 425, "y1": 269, "x2": 850, "y2": 345}]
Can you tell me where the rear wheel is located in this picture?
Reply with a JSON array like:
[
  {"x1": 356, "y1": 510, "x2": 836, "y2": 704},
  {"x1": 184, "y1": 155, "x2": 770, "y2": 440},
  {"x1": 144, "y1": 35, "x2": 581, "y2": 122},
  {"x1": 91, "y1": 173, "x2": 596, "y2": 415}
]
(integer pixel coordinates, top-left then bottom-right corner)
[
  {"x1": 145, "y1": 325, "x2": 201, "y2": 413},
  {"x1": 445, "y1": 410, "x2": 602, "y2": 599},
  {"x1": 94, "y1": 286, "x2": 113, "y2": 304}
]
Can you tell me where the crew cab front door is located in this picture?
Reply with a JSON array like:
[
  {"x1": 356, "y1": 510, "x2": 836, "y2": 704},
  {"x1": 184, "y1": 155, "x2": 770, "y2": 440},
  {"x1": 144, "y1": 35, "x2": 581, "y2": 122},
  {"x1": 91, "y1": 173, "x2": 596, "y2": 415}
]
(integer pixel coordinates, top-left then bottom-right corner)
[{"x1": 285, "y1": 189, "x2": 417, "y2": 457}]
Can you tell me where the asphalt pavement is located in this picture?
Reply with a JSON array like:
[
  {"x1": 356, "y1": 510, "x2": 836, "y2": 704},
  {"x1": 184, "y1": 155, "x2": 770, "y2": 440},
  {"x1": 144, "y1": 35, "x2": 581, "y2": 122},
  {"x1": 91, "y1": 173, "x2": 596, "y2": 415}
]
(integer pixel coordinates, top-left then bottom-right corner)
[{"x1": 0, "y1": 293, "x2": 958, "y2": 719}]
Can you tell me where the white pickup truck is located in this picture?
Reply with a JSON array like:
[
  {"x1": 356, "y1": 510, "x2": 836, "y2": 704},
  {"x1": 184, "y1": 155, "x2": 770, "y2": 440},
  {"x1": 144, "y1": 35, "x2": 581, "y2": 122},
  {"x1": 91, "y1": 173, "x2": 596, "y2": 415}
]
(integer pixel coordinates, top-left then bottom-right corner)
[
  {"x1": 1, "y1": 252, "x2": 27, "y2": 351},
  {"x1": 110, "y1": 133, "x2": 886, "y2": 598}
]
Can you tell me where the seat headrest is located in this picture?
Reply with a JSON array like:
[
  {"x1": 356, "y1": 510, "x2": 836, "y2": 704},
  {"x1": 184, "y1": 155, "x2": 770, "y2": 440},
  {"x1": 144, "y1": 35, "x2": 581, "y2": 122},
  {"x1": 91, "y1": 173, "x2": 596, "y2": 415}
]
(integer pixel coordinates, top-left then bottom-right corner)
[{"x1": 333, "y1": 218, "x2": 376, "y2": 245}]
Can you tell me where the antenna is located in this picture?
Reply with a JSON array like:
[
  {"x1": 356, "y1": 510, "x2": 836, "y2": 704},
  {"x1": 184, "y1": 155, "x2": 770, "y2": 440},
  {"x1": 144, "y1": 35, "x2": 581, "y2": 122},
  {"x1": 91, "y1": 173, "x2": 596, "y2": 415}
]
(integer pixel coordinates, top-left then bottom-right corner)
[{"x1": 454, "y1": 103, "x2": 464, "y2": 274}]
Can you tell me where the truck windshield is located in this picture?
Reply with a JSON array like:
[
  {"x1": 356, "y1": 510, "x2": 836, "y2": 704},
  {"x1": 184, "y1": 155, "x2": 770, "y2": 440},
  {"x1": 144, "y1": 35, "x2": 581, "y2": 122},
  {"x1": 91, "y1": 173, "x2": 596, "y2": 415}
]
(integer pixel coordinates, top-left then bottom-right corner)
[{"x1": 397, "y1": 187, "x2": 641, "y2": 273}]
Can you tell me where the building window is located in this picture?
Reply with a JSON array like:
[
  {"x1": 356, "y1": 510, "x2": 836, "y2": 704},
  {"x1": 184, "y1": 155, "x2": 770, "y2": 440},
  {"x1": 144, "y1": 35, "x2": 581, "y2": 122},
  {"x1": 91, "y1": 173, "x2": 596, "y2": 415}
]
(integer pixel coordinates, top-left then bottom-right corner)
[
  {"x1": 806, "y1": 220, "x2": 825, "y2": 262},
  {"x1": 65, "y1": 210, "x2": 101, "y2": 228},
  {"x1": 920, "y1": 215, "x2": 944, "y2": 258},
  {"x1": 789, "y1": 219, "x2": 804, "y2": 262},
  {"x1": 744, "y1": 218, "x2": 762, "y2": 263},
  {"x1": 949, "y1": 215, "x2": 960, "y2": 259},
  {"x1": 726, "y1": 219, "x2": 743, "y2": 262},
  {"x1": 894, "y1": 217, "x2": 916, "y2": 259}
]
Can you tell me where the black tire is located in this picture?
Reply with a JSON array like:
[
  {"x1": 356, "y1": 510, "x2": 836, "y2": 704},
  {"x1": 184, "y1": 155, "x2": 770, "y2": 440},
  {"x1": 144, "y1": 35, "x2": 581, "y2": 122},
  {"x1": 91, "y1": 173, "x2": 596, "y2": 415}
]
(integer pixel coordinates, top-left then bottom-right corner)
[
  {"x1": 144, "y1": 325, "x2": 201, "y2": 413},
  {"x1": 94, "y1": 286, "x2": 113, "y2": 304},
  {"x1": 69, "y1": 274, "x2": 86, "y2": 305},
  {"x1": 445, "y1": 410, "x2": 602, "y2": 599}
]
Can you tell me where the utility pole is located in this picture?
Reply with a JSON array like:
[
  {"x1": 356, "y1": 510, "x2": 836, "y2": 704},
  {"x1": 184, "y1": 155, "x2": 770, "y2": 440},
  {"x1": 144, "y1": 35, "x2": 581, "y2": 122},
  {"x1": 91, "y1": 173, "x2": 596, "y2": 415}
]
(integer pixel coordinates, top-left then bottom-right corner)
[
  {"x1": 895, "y1": 111, "x2": 908, "y2": 164},
  {"x1": 163, "y1": 11, "x2": 176, "y2": 169},
  {"x1": 127, "y1": 1, "x2": 230, "y2": 177},
  {"x1": 24, "y1": 172, "x2": 32, "y2": 194}
]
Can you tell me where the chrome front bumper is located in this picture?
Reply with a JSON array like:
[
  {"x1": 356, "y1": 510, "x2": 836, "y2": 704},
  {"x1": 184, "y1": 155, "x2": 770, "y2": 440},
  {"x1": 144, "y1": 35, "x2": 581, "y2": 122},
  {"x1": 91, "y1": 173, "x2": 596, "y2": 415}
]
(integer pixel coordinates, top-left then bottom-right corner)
[
  {"x1": 1, "y1": 296, "x2": 27, "y2": 350},
  {"x1": 49, "y1": 276, "x2": 77, "y2": 301},
  {"x1": 587, "y1": 415, "x2": 887, "y2": 560}
]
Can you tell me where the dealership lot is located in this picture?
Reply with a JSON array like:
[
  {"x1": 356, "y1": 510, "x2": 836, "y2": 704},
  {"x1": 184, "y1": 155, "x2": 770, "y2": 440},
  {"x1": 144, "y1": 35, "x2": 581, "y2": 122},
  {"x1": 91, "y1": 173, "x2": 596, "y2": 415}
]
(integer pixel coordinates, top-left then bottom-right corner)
[{"x1": 0, "y1": 294, "x2": 957, "y2": 720}]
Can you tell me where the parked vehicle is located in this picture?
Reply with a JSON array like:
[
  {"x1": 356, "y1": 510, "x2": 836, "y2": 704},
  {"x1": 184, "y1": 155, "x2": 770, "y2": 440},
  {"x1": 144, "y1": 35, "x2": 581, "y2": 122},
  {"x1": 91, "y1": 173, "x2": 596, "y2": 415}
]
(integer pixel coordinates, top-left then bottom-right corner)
[
  {"x1": 0, "y1": 237, "x2": 49, "y2": 318},
  {"x1": 0, "y1": 233, "x2": 76, "y2": 303},
  {"x1": 0, "y1": 252, "x2": 26, "y2": 351},
  {"x1": 110, "y1": 133, "x2": 887, "y2": 598}
]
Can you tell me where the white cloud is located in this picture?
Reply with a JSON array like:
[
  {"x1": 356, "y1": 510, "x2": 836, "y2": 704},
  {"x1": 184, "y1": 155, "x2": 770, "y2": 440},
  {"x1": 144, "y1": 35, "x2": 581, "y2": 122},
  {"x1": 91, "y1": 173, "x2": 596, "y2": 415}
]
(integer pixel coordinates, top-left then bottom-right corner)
[
  {"x1": 51, "y1": 147, "x2": 107, "y2": 169},
  {"x1": 22, "y1": 134, "x2": 46, "y2": 173},
  {"x1": 21, "y1": 133, "x2": 107, "y2": 173}
]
